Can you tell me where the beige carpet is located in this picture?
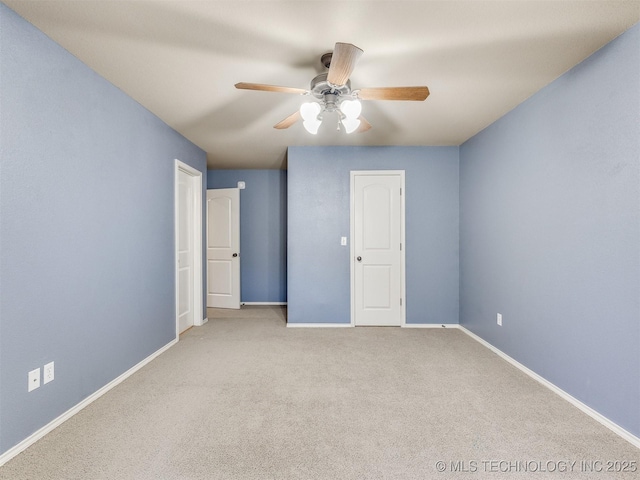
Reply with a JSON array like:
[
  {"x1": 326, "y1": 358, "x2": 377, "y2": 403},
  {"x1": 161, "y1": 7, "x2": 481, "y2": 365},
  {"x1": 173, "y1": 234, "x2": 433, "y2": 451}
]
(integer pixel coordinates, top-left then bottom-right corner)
[{"x1": 1, "y1": 306, "x2": 638, "y2": 479}]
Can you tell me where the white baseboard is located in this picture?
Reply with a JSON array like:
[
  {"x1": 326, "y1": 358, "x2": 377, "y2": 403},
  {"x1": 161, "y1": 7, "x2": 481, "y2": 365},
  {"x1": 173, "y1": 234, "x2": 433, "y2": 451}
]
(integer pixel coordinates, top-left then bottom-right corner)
[
  {"x1": 457, "y1": 325, "x2": 640, "y2": 449},
  {"x1": 286, "y1": 322, "x2": 351, "y2": 328},
  {"x1": 286, "y1": 323, "x2": 460, "y2": 328},
  {"x1": 402, "y1": 323, "x2": 459, "y2": 328},
  {"x1": 0, "y1": 338, "x2": 178, "y2": 467},
  {"x1": 242, "y1": 302, "x2": 287, "y2": 306},
  {"x1": 196, "y1": 317, "x2": 208, "y2": 326}
]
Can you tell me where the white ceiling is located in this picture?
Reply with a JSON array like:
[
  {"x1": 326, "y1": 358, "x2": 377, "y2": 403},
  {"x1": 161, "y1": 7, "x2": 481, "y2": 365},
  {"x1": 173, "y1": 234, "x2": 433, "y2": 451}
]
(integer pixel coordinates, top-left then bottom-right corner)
[{"x1": 5, "y1": 1, "x2": 639, "y2": 169}]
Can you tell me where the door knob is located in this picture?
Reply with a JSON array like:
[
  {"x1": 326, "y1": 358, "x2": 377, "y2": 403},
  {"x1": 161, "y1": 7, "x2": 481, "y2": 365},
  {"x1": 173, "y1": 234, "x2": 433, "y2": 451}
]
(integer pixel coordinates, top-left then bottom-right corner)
[
  {"x1": 232, "y1": 253, "x2": 238, "y2": 257},
  {"x1": 356, "y1": 256, "x2": 362, "y2": 262}
]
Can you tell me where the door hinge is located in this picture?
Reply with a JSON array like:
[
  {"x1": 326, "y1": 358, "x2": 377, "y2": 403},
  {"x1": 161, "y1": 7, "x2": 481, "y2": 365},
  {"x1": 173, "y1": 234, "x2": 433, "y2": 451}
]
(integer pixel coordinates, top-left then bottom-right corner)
[
  {"x1": 400, "y1": 298, "x2": 403, "y2": 306},
  {"x1": 400, "y1": 188, "x2": 402, "y2": 195},
  {"x1": 400, "y1": 243, "x2": 402, "y2": 251}
]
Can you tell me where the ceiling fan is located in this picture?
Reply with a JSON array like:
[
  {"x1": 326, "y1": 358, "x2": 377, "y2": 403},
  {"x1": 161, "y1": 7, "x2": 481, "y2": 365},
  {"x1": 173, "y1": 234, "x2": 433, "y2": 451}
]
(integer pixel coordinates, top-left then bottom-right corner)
[{"x1": 235, "y1": 42, "x2": 430, "y2": 134}]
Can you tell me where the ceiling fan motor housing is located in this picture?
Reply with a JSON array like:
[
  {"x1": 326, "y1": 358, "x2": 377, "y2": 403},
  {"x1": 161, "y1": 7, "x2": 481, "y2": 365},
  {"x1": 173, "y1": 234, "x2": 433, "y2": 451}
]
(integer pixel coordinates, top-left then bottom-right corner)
[{"x1": 310, "y1": 73, "x2": 352, "y2": 100}]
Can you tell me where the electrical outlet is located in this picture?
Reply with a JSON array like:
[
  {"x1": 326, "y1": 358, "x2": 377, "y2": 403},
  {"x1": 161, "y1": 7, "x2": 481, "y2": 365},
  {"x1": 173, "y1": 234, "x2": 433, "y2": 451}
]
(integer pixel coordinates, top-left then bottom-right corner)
[
  {"x1": 497, "y1": 313, "x2": 503, "y2": 326},
  {"x1": 28, "y1": 368, "x2": 40, "y2": 392},
  {"x1": 43, "y1": 361, "x2": 54, "y2": 384}
]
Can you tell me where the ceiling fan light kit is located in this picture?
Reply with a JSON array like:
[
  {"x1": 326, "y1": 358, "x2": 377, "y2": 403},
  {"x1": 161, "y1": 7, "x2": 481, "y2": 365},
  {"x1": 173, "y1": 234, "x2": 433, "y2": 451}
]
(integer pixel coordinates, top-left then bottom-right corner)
[
  {"x1": 299, "y1": 96, "x2": 362, "y2": 135},
  {"x1": 235, "y1": 42, "x2": 430, "y2": 134}
]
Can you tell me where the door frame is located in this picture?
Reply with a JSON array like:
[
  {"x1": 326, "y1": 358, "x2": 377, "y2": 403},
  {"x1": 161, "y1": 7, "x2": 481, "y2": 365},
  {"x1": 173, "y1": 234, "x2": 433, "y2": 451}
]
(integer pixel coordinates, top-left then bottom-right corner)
[
  {"x1": 174, "y1": 159, "x2": 204, "y2": 338},
  {"x1": 350, "y1": 170, "x2": 406, "y2": 327}
]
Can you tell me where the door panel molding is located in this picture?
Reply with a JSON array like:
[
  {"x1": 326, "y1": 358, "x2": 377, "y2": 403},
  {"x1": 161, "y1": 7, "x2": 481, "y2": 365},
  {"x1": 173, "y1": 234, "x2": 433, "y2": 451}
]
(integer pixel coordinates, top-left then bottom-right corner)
[{"x1": 350, "y1": 170, "x2": 406, "y2": 326}]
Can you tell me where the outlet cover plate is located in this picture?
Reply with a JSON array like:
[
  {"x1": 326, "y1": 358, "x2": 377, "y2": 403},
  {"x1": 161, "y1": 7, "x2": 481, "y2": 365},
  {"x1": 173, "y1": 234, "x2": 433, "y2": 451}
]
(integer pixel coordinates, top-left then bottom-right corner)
[
  {"x1": 44, "y1": 361, "x2": 54, "y2": 384},
  {"x1": 28, "y1": 368, "x2": 40, "y2": 392}
]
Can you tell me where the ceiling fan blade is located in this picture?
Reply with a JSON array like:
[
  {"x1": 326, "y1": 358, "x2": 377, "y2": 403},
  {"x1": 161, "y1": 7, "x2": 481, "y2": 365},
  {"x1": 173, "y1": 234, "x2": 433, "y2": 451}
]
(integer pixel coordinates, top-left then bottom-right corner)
[
  {"x1": 327, "y1": 42, "x2": 363, "y2": 87},
  {"x1": 235, "y1": 82, "x2": 307, "y2": 95},
  {"x1": 358, "y1": 86, "x2": 430, "y2": 101},
  {"x1": 357, "y1": 116, "x2": 372, "y2": 133},
  {"x1": 273, "y1": 111, "x2": 301, "y2": 129}
]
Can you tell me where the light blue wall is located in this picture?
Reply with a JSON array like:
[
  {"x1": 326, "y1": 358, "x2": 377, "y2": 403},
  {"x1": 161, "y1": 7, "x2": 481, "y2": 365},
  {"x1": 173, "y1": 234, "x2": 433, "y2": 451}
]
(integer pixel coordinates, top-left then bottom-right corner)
[
  {"x1": 0, "y1": 4, "x2": 206, "y2": 455},
  {"x1": 460, "y1": 24, "x2": 640, "y2": 436},
  {"x1": 287, "y1": 146, "x2": 459, "y2": 324},
  {"x1": 207, "y1": 170, "x2": 287, "y2": 303}
]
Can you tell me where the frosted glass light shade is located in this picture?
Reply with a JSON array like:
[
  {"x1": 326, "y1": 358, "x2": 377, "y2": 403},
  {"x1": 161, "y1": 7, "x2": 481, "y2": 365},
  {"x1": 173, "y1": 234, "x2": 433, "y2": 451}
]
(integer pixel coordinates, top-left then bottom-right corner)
[
  {"x1": 340, "y1": 99, "x2": 362, "y2": 119},
  {"x1": 342, "y1": 117, "x2": 361, "y2": 134},
  {"x1": 300, "y1": 102, "x2": 322, "y2": 121},
  {"x1": 303, "y1": 119, "x2": 321, "y2": 134},
  {"x1": 300, "y1": 102, "x2": 322, "y2": 134}
]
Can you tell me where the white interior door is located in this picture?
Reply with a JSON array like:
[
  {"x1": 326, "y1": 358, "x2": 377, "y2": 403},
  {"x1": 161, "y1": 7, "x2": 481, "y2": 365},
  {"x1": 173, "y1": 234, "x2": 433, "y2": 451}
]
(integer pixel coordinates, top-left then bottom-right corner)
[
  {"x1": 175, "y1": 160, "x2": 203, "y2": 336},
  {"x1": 207, "y1": 188, "x2": 240, "y2": 309},
  {"x1": 352, "y1": 171, "x2": 405, "y2": 326},
  {"x1": 177, "y1": 168, "x2": 195, "y2": 333}
]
